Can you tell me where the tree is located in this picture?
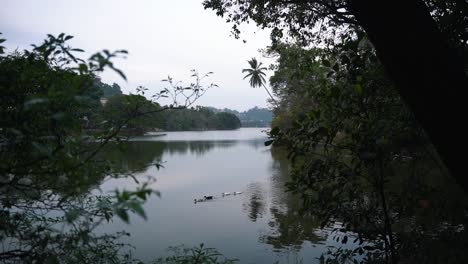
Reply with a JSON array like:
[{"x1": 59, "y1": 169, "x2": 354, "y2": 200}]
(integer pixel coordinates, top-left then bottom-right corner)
[
  {"x1": 215, "y1": 112, "x2": 241, "y2": 130},
  {"x1": 203, "y1": 0, "x2": 468, "y2": 193},
  {"x1": 346, "y1": 0, "x2": 468, "y2": 192},
  {"x1": 101, "y1": 94, "x2": 164, "y2": 133},
  {"x1": 0, "y1": 33, "x2": 154, "y2": 263},
  {"x1": 242, "y1": 57, "x2": 277, "y2": 104},
  {"x1": 0, "y1": 33, "x2": 217, "y2": 263},
  {"x1": 267, "y1": 39, "x2": 468, "y2": 263},
  {"x1": 160, "y1": 107, "x2": 241, "y2": 131}
]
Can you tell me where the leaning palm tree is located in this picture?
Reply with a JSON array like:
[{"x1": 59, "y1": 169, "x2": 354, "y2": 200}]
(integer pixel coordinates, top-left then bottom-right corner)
[{"x1": 242, "y1": 57, "x2": 277, "y2": 104}]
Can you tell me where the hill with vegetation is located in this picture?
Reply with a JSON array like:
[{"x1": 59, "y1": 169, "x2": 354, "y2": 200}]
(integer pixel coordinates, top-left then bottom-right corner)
[
  {"x1": 207, "y1": 106, "x2": 272, "y2": 127},
  {"x1": 94, "y1": 78, "x2": 123, "y2": 98},
  {"x1": 89, "y1": 84, "x2": 241, "y2": 132},
  {"x1": 89, "y1": 83, "x2": 264, "y2": 132}
]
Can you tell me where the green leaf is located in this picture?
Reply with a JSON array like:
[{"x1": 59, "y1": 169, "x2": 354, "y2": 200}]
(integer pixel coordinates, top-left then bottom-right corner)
[
  {"x1": 78, "y1": 63, "x2": 88, "y2": 73},
  {"x1": 129, "y1": 202, "x2": 147, "y2": 220},
  {"x1": 322, "y1": 59, "x2": 331, "y2": 67},
  {"x1": 121, "y1": 191, "x2": 130, "y2": 201},
  {"x1": 65, "y1": 209, "x2": 79, "y2": 223},
  {"x1": 112, "y1": 67, "x2": 127, "y2": 81},
  {"x1": 270, "y1": 126, "x2": 280, "y2": 135},
  {"x1": 136, "y1": 191, "x2": 147, "y2": 200},
  {"x1": 115, "y1": 208, "x2": 129, "y2": 223},
  {"x1": 342, "y1": 235, "x2": 348, "y2": 244},
  {"x1": 354, "y1": 84, "x2": 362, "y2": 94}
]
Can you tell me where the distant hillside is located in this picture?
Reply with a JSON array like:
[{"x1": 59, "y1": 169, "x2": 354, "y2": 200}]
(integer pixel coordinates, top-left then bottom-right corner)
[
  {"x1": 207, "y1": 106, "x2": 272, "y2": 127},
  {"x1": 94, "y1": 78, "x2": 123, "y2": 98},
  {"x1": 92, "y1": 79, "x2": 268, "y2": 130}
]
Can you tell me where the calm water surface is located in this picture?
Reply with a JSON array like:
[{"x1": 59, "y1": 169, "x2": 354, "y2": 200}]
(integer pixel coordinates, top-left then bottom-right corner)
[{"x1": 98, "y1": 128, "x2": 337, "y2": 263}]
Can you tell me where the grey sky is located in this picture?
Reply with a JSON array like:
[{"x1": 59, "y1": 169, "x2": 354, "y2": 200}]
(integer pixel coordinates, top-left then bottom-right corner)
[{"x1": 1, "y1": 0, "x2": 274, "y2": 111}]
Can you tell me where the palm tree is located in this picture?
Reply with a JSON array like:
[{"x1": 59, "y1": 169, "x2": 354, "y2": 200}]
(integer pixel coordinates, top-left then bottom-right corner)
[{"x1": 242, "y1": 57, "x2": 277, "y2": 104}]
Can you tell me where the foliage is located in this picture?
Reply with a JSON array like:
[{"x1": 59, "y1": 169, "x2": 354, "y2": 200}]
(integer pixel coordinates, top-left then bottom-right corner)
[
  {"x1": 266, "y1": 34, "x2": 468, "y2": 263},
  {"x1": 155, "y1": 70, "x2": 217, "y2": 108},
  {"x1": 100, "y1": 102, "x2": 241, "y2": 132},
  {"x1": 92, "y1": 71, "x2": 240, "y2": 132},
  {"x1": 203, "y1": 0, "x2": 467, "y2": 53},
  {"x1": 204, "y1": 1, "x2": 468, "y2": 262},
  {"x1": 205, "y1": 106, "x2": 273, "y2": 127},
  {"x1": 213, "y1": 112, "x2": 242, "y2": 130},
  {"x1": 242, "y1": 57, "x2": 276, "y2": 103},
  {"x1": 100, "y1": 94, "x2": 164, "y2": 133},
  {"x1": 242, "y1": 57, "x2": 267, "y2": 88},
  {"x1": 96, "y1": 78, "x2": 123, "y2": 98},
  {"x1": 152, "y1": 244, "x2": 238, "y2": 264},
  {"x1": 0, "y1": 33, "x2": 213, "y2": 263},
  {"x1": 150, "y1": 106, "x2": 240, "y2": 131},
  {"x1": 203, "y1": 0, "x2": 358, "y2": 47},
  {"x1": 0, "y1": 32, "x2": 146, "y2": 263}
]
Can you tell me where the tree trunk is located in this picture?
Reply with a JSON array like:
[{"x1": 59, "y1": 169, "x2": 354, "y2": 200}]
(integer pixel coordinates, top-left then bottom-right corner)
[
  {"x1": 348, "y1": 0, "x2": 468, "y2": 193},
  {"x1": 262, "y1": 84, "x2": 278, "y2": 105}
]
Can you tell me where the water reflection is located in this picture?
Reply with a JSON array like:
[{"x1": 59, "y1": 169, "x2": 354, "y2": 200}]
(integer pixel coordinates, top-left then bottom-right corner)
[
  {"x1": 262, "y1": 148, "x2": 326, "y2": 252},
  {"x1": 97, "y1": 129, "x2": 328, "y2": 263},
  {"x1": 164, "y1": 140, "x2": 237, "y2": 157},
  {"x1": 101, "y1": 140, "x2": 242, "y2": 174},
  {"x1": 242, "y1": 182, "x2": 267, "y2": 222}
]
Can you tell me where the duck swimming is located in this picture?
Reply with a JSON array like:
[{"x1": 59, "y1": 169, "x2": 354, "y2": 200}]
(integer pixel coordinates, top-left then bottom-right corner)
[
  {"x1": 233, "y1": 191, "x2": 243, "y2": 195},
  {"x1": 222, "y1": 192, "x2": 231, "y2": 196}
]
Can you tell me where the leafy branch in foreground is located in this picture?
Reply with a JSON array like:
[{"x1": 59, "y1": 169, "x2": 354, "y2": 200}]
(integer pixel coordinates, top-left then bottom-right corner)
[
  {"x1": 153, "y1": 69, "x2": 218, "y2": 108},
  {"x1": 152, "y1": 244, "x2": 238, "y2": 264},
  {"x1": 267, "y1": 36, "x2": 468, "y2": 263},
  {"x1": 0, "y1": 33, "x2": 214, "y2": 263}
]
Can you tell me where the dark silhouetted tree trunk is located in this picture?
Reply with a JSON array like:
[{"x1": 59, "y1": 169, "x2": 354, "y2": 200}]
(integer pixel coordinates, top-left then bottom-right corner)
[{"x1": 348, "y1": 0, "x2": 468, "y2": 193}]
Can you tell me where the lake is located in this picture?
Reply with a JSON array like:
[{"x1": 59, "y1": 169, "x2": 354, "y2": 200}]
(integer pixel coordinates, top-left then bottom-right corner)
[{"x1": 97, "y1": 128, "x2": 338, "y2": 263}]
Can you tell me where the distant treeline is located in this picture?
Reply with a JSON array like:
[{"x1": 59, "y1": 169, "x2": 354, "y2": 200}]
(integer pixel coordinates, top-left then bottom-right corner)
[
  {"x1": 91, "y1": 79, "x2": 271, "y2": 131},
  {"x1": 87, "y1": 79, "x2": 241, "y2": 133},
  {"x1": 155, "y1": 107, "x2": 241, "y2": 131},
  {"x1": 206, "y1": 106, "x2": 272, "y2": 127}
]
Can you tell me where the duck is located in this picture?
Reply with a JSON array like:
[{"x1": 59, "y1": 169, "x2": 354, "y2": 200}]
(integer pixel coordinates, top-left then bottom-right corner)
[
  {"x1": 194, "y1": 198, "x2": 205, "y2": 203},
  {"x1": 204, "y1": 195, "x2": 213, "y2": 200},
  {"x1": 233, "y1": 191, "x2": 243, "y2": 195},
  {"x1": 222, "y1": 192, "x2": 231, "y2": 196}
]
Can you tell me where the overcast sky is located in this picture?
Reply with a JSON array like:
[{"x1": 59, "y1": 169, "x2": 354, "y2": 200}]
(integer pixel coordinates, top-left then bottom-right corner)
[{"x1": 1, "y1": 0, "x2": 274, "y2": 111}]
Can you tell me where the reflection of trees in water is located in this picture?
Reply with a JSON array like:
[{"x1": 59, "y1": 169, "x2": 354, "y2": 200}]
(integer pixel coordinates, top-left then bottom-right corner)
[
  {"x1": 259, "y1": 147, "x2": 326, "y2": 251},
  {"x1": 163, "y1": 140, "x2": 236, "y2": 157},
  {"x1": 100, "y1": 141, "x2": 165, "y2": 175},
  {"x1": 104, "y1": 139, "x2": 328, "y2": 252},
  {"x1": 245, "y1": 138, "x2": 268, "y2": 150},
  {"x1": 242, "y1": 182, "x2": 267, "y2": 222},
  {"x1": 100, "y1": 140, "x2": 238, "y2": 176},
  {"x1": 262, "y1": 206, "x2": 325, "y2": 252}
]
